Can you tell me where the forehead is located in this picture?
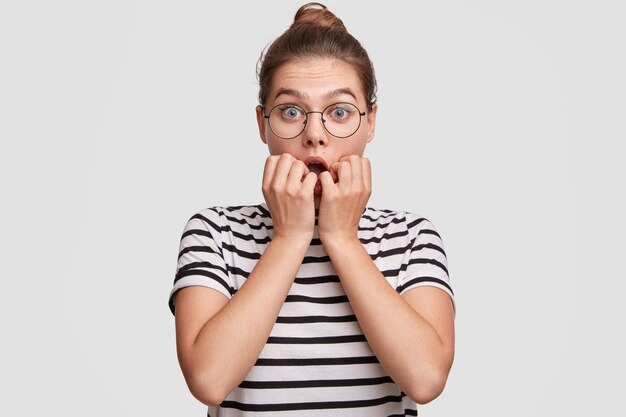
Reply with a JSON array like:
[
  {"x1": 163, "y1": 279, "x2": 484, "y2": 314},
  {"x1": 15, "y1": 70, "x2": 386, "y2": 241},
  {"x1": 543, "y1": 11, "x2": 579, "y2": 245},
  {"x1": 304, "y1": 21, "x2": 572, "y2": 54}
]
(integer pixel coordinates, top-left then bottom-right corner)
[{"x1": 269, "y1": 58, "x2": 365, "y2": 105}]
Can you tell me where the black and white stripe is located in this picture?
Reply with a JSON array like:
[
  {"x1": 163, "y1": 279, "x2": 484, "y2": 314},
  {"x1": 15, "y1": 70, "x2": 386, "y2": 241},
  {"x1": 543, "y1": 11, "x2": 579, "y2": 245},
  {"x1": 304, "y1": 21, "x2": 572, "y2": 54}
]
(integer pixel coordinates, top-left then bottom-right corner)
[{"x1": 169, "y1": 203, "x2": 454, "y2": 416}]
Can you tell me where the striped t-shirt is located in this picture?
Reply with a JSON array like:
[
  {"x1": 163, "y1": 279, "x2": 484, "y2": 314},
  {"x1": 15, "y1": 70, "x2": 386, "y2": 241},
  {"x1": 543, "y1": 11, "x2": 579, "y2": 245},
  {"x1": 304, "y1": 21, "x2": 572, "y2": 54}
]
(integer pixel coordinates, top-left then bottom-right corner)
[{"x1": 169, "y1": 203, "x2": 454, "y2": 417}]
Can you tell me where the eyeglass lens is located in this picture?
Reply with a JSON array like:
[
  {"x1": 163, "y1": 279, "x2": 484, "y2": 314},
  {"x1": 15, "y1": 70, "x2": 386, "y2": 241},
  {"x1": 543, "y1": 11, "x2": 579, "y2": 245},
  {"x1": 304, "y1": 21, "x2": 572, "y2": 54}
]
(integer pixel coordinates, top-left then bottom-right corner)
[{"x1": 268, "y1": 103, "x2": 362, "y2": 139}]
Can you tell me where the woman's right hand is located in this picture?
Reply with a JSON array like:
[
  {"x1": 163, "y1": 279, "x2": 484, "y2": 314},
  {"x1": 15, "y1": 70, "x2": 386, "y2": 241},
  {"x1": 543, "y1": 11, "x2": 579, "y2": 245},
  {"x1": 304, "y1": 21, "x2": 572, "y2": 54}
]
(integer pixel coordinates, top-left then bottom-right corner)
[{"x1": 262, "y1": 153, "x2": 318, "y2": 242}]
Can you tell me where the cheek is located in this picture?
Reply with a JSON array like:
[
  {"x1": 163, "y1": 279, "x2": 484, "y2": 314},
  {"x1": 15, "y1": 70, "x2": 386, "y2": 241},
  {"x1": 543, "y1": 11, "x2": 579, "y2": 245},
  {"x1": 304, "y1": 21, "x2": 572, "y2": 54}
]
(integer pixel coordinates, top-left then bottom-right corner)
[
  {"x1": 267, "y1": 139, "x2": 294, "y2": 155},
  {"x1": 333, "y1": 142, "x2": 366, "y2": 159},
  {"x1": 343, "y1": 134, "x2": 369, "y2": 155}
]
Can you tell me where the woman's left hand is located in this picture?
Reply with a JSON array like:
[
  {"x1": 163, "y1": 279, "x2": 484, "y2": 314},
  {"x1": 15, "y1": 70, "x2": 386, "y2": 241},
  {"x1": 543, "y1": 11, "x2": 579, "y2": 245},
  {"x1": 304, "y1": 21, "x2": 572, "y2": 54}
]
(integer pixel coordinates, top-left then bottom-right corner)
[{"x1": 317, "y1": 155, "x2": 371, "y2": 243}]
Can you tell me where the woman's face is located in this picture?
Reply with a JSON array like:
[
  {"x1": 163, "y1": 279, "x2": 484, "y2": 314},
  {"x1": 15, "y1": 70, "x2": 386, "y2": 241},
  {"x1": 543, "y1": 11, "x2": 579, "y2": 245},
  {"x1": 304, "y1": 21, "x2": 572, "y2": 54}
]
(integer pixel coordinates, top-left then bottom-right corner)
[{"x1": 256, "y1": 57, "x2": 377, "y2": 201}]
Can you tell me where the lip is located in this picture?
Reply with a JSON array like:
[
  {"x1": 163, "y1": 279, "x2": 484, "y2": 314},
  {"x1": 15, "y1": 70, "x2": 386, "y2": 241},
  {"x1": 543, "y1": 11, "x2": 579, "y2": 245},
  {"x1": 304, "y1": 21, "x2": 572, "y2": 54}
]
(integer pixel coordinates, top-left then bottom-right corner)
[{"x1": 303, "y1": 156, "x2": 329, "y2": 171}]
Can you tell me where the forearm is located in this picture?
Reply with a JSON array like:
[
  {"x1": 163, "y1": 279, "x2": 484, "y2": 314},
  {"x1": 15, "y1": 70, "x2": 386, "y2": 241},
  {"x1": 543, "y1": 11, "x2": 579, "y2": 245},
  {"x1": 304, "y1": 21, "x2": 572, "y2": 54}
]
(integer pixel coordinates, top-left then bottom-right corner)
[
  {"x1": 190, "y1": 236, "x2": 309, "y2": 401},
  {"x1": 324, "y1": 236, "x2": 452, "y2": 401}
]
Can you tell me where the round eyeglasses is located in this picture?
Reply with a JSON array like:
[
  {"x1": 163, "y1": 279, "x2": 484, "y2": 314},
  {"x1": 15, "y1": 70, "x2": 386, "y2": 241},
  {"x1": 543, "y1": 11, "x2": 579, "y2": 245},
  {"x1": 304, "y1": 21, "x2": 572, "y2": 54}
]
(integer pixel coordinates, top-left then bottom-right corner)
[{"x1": 263, "y1": 102, "x2": 366, "y2": 139}]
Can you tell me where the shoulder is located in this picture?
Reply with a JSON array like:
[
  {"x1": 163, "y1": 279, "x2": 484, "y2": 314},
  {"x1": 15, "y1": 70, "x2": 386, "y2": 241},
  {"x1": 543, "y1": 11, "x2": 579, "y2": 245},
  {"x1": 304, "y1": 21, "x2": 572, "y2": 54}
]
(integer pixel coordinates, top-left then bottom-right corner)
[
  {"x1": 361, "y1": 207, "x2": 441, "y2": 241},
  {"x1": 188, "y1": 204, "x2": 272, "y2": 233},
  {"x1": 189, "y1": 203, "x2": 271, "y2": 227},
  {"x1": 362, "y1": 206, "x2": 430, "y2": 227}
]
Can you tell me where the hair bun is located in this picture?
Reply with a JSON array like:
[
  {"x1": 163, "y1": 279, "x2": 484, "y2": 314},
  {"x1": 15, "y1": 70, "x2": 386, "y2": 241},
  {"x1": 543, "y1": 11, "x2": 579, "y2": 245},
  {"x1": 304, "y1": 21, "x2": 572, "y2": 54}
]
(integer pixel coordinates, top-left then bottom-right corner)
[{"x1": 291, "y1": 2, "x2": 346, "y2": 31}]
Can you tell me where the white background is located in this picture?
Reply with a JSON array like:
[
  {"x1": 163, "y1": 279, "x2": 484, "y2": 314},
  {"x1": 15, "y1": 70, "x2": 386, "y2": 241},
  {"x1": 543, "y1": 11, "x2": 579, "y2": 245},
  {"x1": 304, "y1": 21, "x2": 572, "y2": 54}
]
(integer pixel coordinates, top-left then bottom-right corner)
[{"x1": 1, "y1": 0, "x2": 625, "y2": 415}]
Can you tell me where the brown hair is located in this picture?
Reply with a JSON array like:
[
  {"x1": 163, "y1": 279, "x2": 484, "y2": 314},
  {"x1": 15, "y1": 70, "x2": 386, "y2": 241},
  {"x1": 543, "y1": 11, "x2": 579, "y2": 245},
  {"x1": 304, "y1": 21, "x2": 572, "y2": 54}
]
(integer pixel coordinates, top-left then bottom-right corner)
[{"x1": 257, "y1": 2, "x2": 377, "y2": 112}]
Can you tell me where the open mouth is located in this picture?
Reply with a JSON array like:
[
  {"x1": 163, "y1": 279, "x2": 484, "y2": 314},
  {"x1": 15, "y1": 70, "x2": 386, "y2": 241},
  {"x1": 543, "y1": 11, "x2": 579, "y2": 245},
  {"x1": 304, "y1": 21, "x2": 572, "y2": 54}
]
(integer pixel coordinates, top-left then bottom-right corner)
[
  {"x1": 304, "y1": 157, "x2": 328, "y2": 195},
  {"x1": 306, "y1": 161, "x2": 327, "y2": 175},
  {"x1": 304, "y1": 156, "x2": 329, "y2": 174}
]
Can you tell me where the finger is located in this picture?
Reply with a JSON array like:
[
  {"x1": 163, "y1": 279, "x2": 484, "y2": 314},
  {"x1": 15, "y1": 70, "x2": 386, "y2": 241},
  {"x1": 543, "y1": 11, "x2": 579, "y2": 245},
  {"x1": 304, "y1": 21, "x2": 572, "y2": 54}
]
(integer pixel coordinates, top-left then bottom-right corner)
[
  {"x1": 347, "y1": 155, "x2": 363, "y2": 188},
  {"x1": 337, "y1": 155, "x2": 359, "y2": 185},
  {"x1": 286, "y1": 159, "x2": 307, "y2": 190},
  {"x1": 329, "y1": 162, "x2": 340, "y2": 182},
  {"x1": 301, "y1": 164, "x2": 311, "y2": 181},
  {"x1": 272, "y1": 153, "x2": 296, "y2": 187},
  {"x1": 318, "y1": 170, "x2": 336, "y2": 193},
  {"x1": 361, "y1": 157, "x2": 372, "y2": 192},
  {"x1": 262, "y1": 155, "x2": 279, "y2": 190},
  {"x1": 301, "y1": 171, "x2": 318, "y2": 192},
  {"x1": 337, "y1": 161, "x2": 352, "y2": 190}
]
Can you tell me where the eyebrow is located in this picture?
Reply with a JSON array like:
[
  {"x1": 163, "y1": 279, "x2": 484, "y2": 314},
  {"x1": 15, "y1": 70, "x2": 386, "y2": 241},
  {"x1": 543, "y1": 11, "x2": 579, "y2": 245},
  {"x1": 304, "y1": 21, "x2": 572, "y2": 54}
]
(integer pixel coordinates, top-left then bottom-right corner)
[
  {"x1": 273, "y1": 87, "x2": 358, "y2": 102},
  {"x1": 323, "y1": 88, "x2": 358, "y2": 101},
  {"x1": 273, "y1": 88, "x2": 309, "y2": 101}
]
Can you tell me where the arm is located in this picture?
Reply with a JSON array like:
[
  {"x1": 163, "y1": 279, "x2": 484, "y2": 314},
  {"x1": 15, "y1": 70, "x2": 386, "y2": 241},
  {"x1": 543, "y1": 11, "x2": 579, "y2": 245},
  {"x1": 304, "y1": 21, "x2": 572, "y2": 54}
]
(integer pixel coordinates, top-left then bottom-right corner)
[
  {"x1": 174, "y1": 154, "x2": 317, "y2": 405},
  {"x1": 321, "y1": 236, "x2": 455, "y2": 404},
  {"x1": 317, "y1": 155, "x2": 455, "y2": 404},
  {"x1": 175, "y1": 235, "x2": 310, "y2": 406}
]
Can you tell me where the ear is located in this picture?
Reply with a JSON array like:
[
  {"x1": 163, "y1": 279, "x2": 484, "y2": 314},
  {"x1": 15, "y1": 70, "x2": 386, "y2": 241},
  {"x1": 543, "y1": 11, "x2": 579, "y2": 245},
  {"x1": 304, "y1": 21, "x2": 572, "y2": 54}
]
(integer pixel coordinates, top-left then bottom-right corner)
[
  {"x1": 256, "y1": 105, "x2": 268, "y2": 144},
  {"x1": 366, "y1": 103, "x2": 377, "y2": 143}
]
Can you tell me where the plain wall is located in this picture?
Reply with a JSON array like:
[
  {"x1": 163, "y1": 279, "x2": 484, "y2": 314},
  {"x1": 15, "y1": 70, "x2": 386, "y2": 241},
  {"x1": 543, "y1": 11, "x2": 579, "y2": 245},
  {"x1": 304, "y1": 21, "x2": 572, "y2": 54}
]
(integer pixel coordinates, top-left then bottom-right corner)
[{"x1": 1, "y1": 1, "x2": 624, "y2": 415}]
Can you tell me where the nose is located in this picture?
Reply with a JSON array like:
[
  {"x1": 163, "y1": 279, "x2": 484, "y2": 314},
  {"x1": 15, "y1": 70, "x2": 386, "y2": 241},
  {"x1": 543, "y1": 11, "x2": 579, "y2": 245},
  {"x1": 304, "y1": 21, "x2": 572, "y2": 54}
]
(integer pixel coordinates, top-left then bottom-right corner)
[{"x1": 302, "y1": 111, "x2": 327, "y2": 147}]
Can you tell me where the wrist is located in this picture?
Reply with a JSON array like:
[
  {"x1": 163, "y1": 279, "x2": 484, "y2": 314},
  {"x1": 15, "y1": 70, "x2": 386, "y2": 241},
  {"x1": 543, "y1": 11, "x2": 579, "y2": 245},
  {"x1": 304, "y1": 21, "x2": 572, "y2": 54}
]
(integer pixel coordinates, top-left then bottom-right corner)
[
  {"x1": 319, "y1": 232, "x2": 361, "y2": 251},
  {"x1": 271, "y1": 232, "x2": 313, "y2": 248}
]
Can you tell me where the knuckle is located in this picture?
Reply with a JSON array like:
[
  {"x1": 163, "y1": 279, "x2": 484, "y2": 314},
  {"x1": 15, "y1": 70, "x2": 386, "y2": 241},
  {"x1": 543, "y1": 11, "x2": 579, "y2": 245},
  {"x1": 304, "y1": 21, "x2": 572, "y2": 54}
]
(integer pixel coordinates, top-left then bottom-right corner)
[
  {"x1": 269, "y1": 182, "x2": 282, "y2": 193},
  {"x1": 288, "y1": 187, "x2": 301, "y2": 199}
]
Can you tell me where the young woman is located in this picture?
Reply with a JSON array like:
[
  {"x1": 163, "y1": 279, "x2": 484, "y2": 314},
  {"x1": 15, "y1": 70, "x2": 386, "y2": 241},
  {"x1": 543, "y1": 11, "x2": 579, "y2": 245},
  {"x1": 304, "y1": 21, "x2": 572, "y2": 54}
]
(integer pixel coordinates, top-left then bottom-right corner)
[{"x1": 169, "y1": 3, "x2": 455, "y2": 416}]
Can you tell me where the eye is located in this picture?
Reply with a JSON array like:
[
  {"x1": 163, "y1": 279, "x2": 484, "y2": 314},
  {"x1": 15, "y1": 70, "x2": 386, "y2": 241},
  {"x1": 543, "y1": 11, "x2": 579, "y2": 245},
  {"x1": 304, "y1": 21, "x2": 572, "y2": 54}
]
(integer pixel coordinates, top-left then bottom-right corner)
[
  {"x1": 278, "y1": 105, "x2": 304, "y2": 120},
  {"x1": 327, "y1": 104, "x2": 355, "y2": 121}
]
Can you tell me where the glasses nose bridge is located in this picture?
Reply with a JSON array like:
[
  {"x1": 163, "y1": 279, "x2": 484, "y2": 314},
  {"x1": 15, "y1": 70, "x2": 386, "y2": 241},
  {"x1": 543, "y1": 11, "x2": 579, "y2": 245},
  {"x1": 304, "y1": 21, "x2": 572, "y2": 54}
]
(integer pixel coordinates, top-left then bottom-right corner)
[
  {"x1": 302, "y1": 110, "x2": 328, "y2": 140},
  {"x1": 304, "y1": 110, "x2": 326, "y2": 126}
]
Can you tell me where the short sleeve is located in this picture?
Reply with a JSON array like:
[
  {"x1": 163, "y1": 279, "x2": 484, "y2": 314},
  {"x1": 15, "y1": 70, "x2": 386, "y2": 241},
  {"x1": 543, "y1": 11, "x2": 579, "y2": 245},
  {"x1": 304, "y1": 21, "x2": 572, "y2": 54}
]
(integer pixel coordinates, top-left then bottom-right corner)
[
  {"x1": 396, "y1": 213, "x2": 456, "y2": 315},
  {"x1": 168, "y1": 208, "x2": 233, "y2": 315}
]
